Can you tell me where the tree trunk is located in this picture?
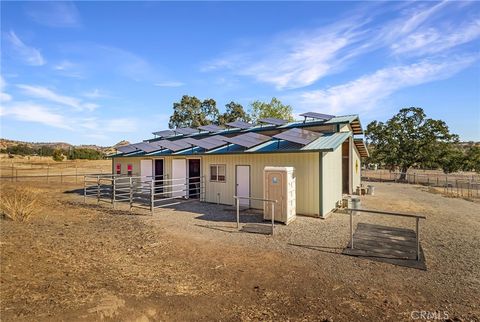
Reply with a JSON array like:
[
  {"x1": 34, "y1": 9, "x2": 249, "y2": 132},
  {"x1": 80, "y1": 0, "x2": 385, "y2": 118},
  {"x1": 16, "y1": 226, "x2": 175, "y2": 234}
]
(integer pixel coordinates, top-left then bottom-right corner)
[{"x1": 399, "y1": 166, "x2": 408, "y2": 181}]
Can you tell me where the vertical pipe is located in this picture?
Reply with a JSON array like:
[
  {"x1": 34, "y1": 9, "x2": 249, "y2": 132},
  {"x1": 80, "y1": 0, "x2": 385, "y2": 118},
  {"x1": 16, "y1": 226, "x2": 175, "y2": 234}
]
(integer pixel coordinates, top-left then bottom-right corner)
[
  {"x1": 217, "y1": 192, "x2": 220, "y2": 205},
  {"x1": 271, "y1": 202, "x2": 275, "y2": 236},
  {"x1": 236, "y1": 197, "x2": 240, "y2": 230},
  {"x1": 112, "y1": 177, "x2": 116, "y2": 208},
  {"x1": 129, "y1": 177, "x2": 133, "y2": 211},
  {"x1": 96, "y1": 175, "x2": 100, "y2": 204},
  {"x1": 416, "y1": 217, "x2": 420, "y2": 261},
  {"x1": 150, "y1": 179, "x2": 154, "y2": 215},
  {"x1": 350, "y1": 209, "x2": 354, "y2": 249}
]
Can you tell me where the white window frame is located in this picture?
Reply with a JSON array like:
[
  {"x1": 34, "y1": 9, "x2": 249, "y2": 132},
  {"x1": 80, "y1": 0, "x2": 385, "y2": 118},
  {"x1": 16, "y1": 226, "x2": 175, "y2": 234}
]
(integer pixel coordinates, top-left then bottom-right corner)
[{"x1": 210, "y1": 164, "x2": 226, "y2": 182}]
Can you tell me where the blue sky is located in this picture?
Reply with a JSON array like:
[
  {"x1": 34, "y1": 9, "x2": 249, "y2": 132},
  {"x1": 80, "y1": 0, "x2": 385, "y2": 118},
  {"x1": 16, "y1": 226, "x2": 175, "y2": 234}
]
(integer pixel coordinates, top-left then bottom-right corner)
[{"x1": 1, "y1": 1, "x2": 479, "y2": 145}]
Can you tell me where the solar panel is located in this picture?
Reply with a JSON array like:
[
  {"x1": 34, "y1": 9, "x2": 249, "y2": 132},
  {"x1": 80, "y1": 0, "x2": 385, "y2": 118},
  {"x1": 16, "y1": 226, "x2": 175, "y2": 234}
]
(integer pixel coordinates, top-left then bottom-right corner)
[
  {"x1": 223, "y1": 132, "x2": 271, "y2": 148},
  {"x1": 174, "y1": 127, "x2": 198, "y2": 135},
  {"x1": 198, "y1": 124, "x2": 224, "y2": 132},
  {"x1": 132, "y1": 142, "x2": 162, "y2": 153},
  {"x1": 156, "y1": 139, "x2": 192, "y2": 152},
  {"x1": 179, "y1": 136, "x2": 227, "y2": 150},
  {"x1": 117, "y1": 145, "x2": 138, "y2": 153},
  {"x1": 299, "y1": 112, "x2": 335, "y2": 120},
  {"x1": 258, "y1": 117, "x2": 288, "y2": 126},
  {"x1": 226, "y1": 120, "x2": 253, "y2": 129},
  {"x1": 273, "y1": 128, "x2": 322, "y2": 145},
  {"x1": 152, "y1": 130, "x2": 175, "y2": 137}
]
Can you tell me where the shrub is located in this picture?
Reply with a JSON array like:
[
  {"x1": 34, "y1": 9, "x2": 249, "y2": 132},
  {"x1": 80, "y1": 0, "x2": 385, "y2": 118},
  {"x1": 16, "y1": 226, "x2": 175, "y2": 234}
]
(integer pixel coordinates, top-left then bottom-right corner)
[{"x1": 0, "y1": 186, "x2": 40, "y2": 222}]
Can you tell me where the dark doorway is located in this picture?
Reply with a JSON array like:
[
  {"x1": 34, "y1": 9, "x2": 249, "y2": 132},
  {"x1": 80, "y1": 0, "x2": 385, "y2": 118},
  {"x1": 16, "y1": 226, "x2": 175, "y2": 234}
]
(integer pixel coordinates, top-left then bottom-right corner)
[
  {"x1": 342, "y1": 141, "x2": 349, "y2": 194},
  {"x1": 155, "y1": 159, "x2": 164, "y2": 194},
  {"x1": 188, "y1": 159, "x2": 201, "y2": 198}
]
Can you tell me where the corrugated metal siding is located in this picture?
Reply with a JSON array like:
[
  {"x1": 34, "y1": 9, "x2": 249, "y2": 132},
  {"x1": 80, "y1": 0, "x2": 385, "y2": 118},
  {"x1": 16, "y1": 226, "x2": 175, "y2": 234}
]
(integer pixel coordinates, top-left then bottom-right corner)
[
  {"x1": 202, "y1": 153, "x2": 320, "y2": 216},
  {"x1": 321, "y1": 146, "x2": 343, "y2": 216}
]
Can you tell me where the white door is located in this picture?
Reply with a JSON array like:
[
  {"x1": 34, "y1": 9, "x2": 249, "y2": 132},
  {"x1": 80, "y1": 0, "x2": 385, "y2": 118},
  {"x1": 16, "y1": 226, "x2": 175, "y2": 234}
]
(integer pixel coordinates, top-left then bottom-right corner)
[
  {"x1": 236, "y1": 165, "x2": 250, "y2": 207},
  {"x1": 172, "y1": 159, "x2": 187, "y2": 198},
  {"x1": 140, "y1": 160, "x2": 153, "y2": 192},
  {"x1": 140, "y1": 159, "x2": 153, "y2": 179}
]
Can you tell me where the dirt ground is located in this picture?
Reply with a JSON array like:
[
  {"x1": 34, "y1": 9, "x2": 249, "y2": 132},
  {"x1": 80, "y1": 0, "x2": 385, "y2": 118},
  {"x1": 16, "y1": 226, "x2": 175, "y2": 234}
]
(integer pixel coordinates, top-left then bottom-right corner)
[{"x1": 1, "y1": 181, "x2": 479, "y2": 321}]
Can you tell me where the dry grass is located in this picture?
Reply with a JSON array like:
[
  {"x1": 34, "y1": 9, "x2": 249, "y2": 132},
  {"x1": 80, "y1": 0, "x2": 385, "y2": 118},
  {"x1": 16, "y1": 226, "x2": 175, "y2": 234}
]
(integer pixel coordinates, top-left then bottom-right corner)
[{"x1": 0, "y1": 186, "x2": 41, "y2": 222}]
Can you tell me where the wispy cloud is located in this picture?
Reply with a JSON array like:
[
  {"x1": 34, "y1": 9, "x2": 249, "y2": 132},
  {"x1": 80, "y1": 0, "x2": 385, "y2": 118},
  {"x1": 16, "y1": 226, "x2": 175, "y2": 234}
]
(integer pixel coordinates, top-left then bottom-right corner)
[
  {"x1": 25, "y1": 1, "x2": 81, "y2": 28},
  {"x1": 5, "y1": 31, "x2": 46, "y2": 66},
  {"x1": 53, "y1": 60, "x2": 85, "y2": 78},
  {"x1": 17, "y1": 84, "x2": 98, "y2": 111},
  {"x1": 291, "y1": 55, "x2": 478, "y2": 115},
  {"x1": 203, "y1": 1, "x2": 480, "y2": 90},
  {"x1": 154, "y1": 81, "x2": 185, "y2": 87},
  {"x1": 0, "y1": 76, "x2": 12, "y2": 103},
  {"x1": 59, "y1": 43, "x2": 158, "y2": 81},
  {"x1": 2, "y1": 102, "x2": 72, "y2": 130},
  {"x1": 82, "y1": 88, "x2": 110, "y2": 99},
  {"x1": 391, "y1": 19, "x2": 480, "y2": 56}
]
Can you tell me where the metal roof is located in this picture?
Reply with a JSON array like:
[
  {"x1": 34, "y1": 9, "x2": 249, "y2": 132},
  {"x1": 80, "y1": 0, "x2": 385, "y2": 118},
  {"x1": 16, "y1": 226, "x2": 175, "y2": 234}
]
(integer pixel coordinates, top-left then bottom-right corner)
[
  {"x1": 110, "y1": 114, "x2": 366, "y2": 157},
  {"x1": 303, "y1": 132, "x2": 351, "y2": 151}
]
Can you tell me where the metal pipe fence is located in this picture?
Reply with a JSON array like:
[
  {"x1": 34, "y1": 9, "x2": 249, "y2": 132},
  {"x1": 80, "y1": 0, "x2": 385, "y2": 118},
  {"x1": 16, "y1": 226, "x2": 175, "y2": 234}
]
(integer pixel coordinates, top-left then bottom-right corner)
[
  {"x1": 233, "y1": 196, "x2": 277, "y2": 236},
  {"x1": 362, "y1": 170, "x2": 480, "y2": 199},
  {"x1": 83, "y1": 174, "x2": 206, "y2": 214},
  {"x1": 346, "y1": 208, "x2": 426, "y2": 261}
]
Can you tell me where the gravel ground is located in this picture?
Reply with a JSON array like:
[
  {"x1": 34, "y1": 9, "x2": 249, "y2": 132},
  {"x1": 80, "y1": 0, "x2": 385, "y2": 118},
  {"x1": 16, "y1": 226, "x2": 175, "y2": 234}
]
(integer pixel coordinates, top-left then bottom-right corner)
[{"x1": 1, "y1": 181, "x2": 479, "y2": 321}]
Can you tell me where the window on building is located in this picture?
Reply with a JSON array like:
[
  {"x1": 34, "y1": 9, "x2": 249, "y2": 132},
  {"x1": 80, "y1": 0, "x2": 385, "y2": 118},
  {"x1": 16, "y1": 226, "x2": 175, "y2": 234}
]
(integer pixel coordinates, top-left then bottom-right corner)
[
  {"x1": 210, "y1": 164, "x2": 226, "y2": 182},
  {"x1": 127, "y1": 164, "x2": 133, "y2": 176},
  {"x1": 116, "y1": 163, "x2": 121, "y2": 175}
]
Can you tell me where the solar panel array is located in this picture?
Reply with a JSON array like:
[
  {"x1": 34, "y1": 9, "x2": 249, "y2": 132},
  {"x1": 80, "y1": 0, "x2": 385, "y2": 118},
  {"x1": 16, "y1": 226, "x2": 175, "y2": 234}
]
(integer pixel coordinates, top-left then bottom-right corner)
[
  {"x1": 258, "y1": 117, "x2": 288, "y2": 126},
  {"x1": 226, "y1": 120, "x2": 253, "y2": 129},
  {"x1": 198, "y1": 124, "x2": 224, "y2": 132},
  {"x1": 132, "y1": 142, "x2": 161, "y2": 153},
  {"x1": 117, "y1": 145, "x2": 138, "y2": 153},
  {"x1": 273, "y1": 128, "x2": 322, "y2": 145},
  {"x1": 152, "y1": 129, "x2": 175, "y2": 137},
  {"x1": 174, "y1": 127, "x2": 198, "y2": 135},
  {"x1": 156, "y1": 139, "x2": 192, "y2": 152},
  {"x1": 300, "y1": 112, "x2": 335, "y2": 120},
  {"x1": 223, "y1": 132, "x2": 271, "y2": 148},
  {"x1": 117, "y1": 113, "x2": 340, "y2": 155}
]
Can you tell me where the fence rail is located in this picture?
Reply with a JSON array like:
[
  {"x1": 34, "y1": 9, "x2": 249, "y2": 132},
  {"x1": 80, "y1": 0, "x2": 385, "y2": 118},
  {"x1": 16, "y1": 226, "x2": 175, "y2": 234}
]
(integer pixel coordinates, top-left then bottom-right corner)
[
  {"x1": 83, "y1": 174, "x2": 206, "y2": 214},
  {"x1": 362, "y1": 170, "x2": 479, "y2": 198},
  {"x1": 233, "y1": 196, "x2": 277, "y2": 236}
]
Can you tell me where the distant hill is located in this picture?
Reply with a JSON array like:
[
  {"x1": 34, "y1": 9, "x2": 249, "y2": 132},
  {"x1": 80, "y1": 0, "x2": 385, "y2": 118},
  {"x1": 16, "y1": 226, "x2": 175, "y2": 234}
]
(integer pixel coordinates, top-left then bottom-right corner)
[{"x1": 0, "y1": 138, "x2": 130, "y2": 155}]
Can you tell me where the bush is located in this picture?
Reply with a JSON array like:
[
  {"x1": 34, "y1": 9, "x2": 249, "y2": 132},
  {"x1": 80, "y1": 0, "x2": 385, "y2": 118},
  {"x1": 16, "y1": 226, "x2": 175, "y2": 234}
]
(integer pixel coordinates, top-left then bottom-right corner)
[{"x1": 1, "y1": 186, "x2": 40, "y2": 222}]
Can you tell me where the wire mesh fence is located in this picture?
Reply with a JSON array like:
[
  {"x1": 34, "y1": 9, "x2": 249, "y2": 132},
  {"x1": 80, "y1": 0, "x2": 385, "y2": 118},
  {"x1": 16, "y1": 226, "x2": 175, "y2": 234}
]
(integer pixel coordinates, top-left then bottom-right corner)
[{"x1": 362, "y1": 170, "x2": 480, "y2": 199}]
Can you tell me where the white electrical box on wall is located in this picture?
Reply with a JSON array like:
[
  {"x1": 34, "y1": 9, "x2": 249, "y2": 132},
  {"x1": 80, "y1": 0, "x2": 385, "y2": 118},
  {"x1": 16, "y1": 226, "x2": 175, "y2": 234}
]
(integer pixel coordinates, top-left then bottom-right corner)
[{"x1": 263, "y1": 166, "x2": 296, "y2": 225}]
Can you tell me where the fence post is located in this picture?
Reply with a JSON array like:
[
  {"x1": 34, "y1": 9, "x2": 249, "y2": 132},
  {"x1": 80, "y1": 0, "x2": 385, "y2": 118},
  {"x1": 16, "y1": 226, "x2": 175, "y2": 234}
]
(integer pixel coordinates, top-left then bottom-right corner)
[
  {"x1": 75, "y1": 163, "x2": 78, "y2": 184},
  {"x1": 350, "y1": 209, "x2": 354, "y2": 249},
  {"x1": 129, "y1": 177, "x2": 133, "y2": 211},
  {"x1": 150, "y1": 179, "x2": 154, "y2": 215},
  {"x1": 416, "y1": 217, "x2": 420, "y2": 261},
  {"x1": 112, "y1": 177, "x2": 116, "y2": 209},
  {"x1": 83, "y1": 176, "x2": 86, "y2": 203},
  {"x1": 271, "y1": 202, "x2": 275, "y2": 236},
  {"x1": 96, "y1": 175, "x2": 100, "y2": 204},
  {"x1": 236, "y1": 197, "x2": 240, "y2": 230}
]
